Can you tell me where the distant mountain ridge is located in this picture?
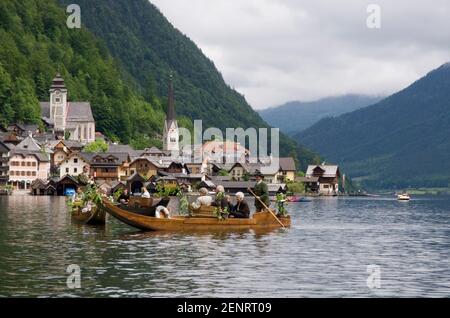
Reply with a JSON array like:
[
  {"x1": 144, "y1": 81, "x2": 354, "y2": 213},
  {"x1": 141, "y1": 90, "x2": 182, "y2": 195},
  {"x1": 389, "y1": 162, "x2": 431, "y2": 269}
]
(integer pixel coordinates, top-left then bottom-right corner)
[
  {"x1": 295, "y1": 63, "x2": 450, "y2": 189},
  {"x1": 259, "y1": 95, "x2": 383, "y2": 134}
]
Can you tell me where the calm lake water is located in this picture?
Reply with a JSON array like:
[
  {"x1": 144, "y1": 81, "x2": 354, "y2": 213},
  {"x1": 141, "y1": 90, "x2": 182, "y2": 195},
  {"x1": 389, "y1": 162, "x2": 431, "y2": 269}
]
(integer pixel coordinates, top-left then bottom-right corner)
[{"x1": 0, "y1": 194, "x2": 449, "y2": 298}]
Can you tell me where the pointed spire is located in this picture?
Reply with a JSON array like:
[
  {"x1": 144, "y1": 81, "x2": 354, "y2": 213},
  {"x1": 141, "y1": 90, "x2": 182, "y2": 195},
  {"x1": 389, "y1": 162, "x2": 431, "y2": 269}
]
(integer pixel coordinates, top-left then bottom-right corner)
[{"x1": 167, "y1": 74, "x2": 176, "y2": 121}]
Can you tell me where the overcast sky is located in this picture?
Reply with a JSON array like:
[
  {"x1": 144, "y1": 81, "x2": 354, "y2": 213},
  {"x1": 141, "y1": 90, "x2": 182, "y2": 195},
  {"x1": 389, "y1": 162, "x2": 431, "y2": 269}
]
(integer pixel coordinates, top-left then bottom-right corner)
[{"x1": 151, "y1": 0, "x2": 450, "y2": 110}]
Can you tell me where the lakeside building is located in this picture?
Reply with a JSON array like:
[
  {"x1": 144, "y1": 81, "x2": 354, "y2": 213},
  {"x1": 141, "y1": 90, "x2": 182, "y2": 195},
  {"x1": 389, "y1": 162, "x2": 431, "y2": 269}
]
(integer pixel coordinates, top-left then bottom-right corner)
[
  {"x1": 58, "y1": 152, "x2": 91, "y2": 179},
  {"x1": 8, "y1": 136, "x2": 51, "y2": 190},
  {"x1": 303, "y1": 164, "x2": 341, "y2": 195}
]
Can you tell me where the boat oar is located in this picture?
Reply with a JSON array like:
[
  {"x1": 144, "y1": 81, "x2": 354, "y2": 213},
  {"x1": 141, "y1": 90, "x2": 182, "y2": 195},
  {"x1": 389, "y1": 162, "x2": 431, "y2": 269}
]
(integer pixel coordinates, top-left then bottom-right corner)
[{"x1": 248, "y1": 189, "x2": 285, "y2": 228}]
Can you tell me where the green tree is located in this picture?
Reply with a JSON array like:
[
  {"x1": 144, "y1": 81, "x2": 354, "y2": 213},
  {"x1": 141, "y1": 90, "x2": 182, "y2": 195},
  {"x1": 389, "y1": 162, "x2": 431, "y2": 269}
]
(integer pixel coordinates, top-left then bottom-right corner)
[
  {"x1": 218, "y1": 169, "x2": 229, "y2": 177},
  {"x1": 83, "y1": 139, "x2": 109, "y2": 153}
]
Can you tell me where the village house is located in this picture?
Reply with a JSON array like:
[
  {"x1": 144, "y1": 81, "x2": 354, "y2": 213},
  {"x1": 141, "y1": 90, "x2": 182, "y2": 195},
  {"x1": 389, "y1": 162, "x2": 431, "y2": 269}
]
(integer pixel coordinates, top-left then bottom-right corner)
[
  {"x1": 185, "y1": 161, "x2": 205, "y2": 174},
  {"x1": 229, "y1": 162, "x2": 260, "y2": 181},
  {"x1": 208, "y1": 162, "x2": 234, "y2": 176},
  {"x1": 129, "y1": 157, "x2": 160, "y2": 180},
  {"x1": 8, "y1": 136, "x2": 51, "y2": 190},
  {"x1": 273, "y1": 157, "x2": 297, "y2": 183},
  {"x1": 59, "y1": 152, "x2": 91, "y2": 178},
  {"x1": 304, "y1": 164, "x2": 341, "y2": 195},
  {"x1": 87, "y1": 153, "x2": 131, "y2": 182},
  {"x1": 47, "y1": 140, "x2": 72, "y2": 167}
]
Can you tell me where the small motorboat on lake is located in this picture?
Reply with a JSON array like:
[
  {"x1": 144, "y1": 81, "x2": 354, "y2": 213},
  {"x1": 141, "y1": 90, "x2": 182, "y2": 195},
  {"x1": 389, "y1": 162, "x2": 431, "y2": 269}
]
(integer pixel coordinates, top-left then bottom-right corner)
[
  {"x1": 397, "y1": 193, "x2": 411, "y2": 201},
  {"x1": 287, "y1": 196, "x2": 312, "y2": 203},
  {"x1": 101, "y1": 198, "x2": 291, "y2": 232}
]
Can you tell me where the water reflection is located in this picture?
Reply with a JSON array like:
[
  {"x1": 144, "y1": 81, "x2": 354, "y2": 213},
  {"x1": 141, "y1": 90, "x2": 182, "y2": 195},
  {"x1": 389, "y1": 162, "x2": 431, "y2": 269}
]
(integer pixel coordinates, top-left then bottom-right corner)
[{"x1": 0, "y1": 195, "x2": 449, "y2": 297}]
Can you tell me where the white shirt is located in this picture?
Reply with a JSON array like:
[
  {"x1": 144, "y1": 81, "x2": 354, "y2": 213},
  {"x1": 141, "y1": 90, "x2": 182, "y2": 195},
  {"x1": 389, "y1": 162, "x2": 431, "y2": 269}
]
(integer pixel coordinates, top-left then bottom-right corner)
[
  {"x1": 142, "y1": 192, "x2": 151, "y2": 199},
  {"x1": 191, "y1": 195, "x2": 213, "y2": 209}
]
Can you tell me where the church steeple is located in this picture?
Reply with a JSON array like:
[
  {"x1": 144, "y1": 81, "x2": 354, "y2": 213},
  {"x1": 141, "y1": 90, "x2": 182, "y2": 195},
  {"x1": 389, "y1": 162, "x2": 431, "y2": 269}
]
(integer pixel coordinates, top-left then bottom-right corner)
[
  {"x1": 163, "y1": 74, "x2": 179, "y2": 153},
  {"x1": 49, "y1": 72, "x2": 68, "y2": 132},
  {"x1": 167, "y1": 74, "x2": 176, "y2": 122}
]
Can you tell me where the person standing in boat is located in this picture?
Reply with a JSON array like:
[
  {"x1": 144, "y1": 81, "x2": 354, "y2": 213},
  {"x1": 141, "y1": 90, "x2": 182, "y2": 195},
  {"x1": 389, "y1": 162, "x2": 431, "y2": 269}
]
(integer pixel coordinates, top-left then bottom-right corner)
[{"x1": 249, "y1": 170, "x2": 270, "y2": 212}]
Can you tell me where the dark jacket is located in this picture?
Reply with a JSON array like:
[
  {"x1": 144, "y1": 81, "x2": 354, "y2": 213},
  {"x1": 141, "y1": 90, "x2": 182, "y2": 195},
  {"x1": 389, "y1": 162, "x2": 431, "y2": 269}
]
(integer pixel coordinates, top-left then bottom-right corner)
[
  {"x1": 232, "y1": 200, "x2": 250, "y2": 219},
  {"x1": 253, "y1": 181, "x2": 270, "y2": 211}
]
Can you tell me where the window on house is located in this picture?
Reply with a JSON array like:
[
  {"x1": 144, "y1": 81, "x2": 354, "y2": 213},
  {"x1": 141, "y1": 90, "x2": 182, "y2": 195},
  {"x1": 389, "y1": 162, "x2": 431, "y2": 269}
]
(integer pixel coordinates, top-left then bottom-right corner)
[
  {"x1": 32, "y1": 162, "x2": 36, "y2": 167},
  {"x1": 21, "y1": 171, "x2": 25, "y2": 176},
  {"x1": 74, "y1": 168, "x2": 78, "y2": 174},
  {"x1": 21, "y1": 162, "x2": 25, "y2": 166},
  {"x1": 66, "y1": 168, "x2": 69, "y2": 173},
  {"x1": 26, "y1": 171, "x2": 31, "y2": 176},
  {"x1": 74, "y1": 158, "x2": 78, "y2": 163},
  {"x1": 32, "y1": 172, "x2": 36, "y2": 176}
]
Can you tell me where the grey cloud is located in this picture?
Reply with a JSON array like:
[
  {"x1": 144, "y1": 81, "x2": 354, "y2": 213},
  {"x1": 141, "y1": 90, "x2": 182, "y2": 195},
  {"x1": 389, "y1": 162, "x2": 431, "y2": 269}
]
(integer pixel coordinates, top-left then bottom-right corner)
[{"x1": 151, "y1": 0, "x2": 450, "y2": 109}]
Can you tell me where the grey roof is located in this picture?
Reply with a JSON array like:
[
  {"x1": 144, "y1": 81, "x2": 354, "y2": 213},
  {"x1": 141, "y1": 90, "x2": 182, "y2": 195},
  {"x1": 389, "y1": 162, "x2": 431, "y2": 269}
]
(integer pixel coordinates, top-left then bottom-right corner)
[
  {"x1": 15, "y1": 136, "x2": 42, "y2": 152},
  {"x1": 306, "y1": 165, "x2": 340, "y2": 178},
  {"x1": 0, "y1": 140, "x2": 10, "y2": 153},
  {"x1": 209, "y1": 176, "x2": 233, "y2": 182},
  {"x1": 230, "y1": 162, "x2": 262, "y2": 174},
  {"x1": 279, "y1": 157, "x2": 296, "y2": 171},
  {"x1": 127, "y1": 172, "x2": 147, "y2": 182},
  {"x1": 166, "y1": 173, "x2": 205, "y2": 180},
  {"x1": 210, "y1": 162, "x2": 235, "y2": 171},
  {"x1": 142, "y1": 146, "x2": 165, "y2": 154},
  {"x1": 221, "y1": 181, "x2": 255, "y2": 189},
  {"x1": 11, "y1": 150, "x2": 50, "y2": 162},
  {"x1": 67, "y1": 102, "x2": 95, "y2": 122},
  {"x1": 110, "y1": 181, "x2": 126, "y2": 189},
  {"x1": 81, "y1": 152, "x2": 130, "y2": 165},
  {"x1": 33, "y1": 133, "x2": 56, "y2": 145},
  {"x1": 40, "y1": 101, "x2": 95, "y2": 123},
  {"x1": 108, "y1": 144, "x2": 135, "y2": 154},
  {"x1": 297, "y1": 176, "x2": 319, "y2": 183},
  {"x1": 200, "y1": 180, "x2": 216, "y2": 188},
  {"x1": 63, "y1": 140, "x2": 84, "y2": 149}
]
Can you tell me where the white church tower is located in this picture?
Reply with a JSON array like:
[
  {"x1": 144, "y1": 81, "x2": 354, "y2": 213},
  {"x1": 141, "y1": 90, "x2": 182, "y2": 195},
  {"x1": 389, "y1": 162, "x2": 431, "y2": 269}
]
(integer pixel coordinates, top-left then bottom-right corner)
[
  {"x1": 49, "y1": 73, "x2": 68, "y2": 132},
  {"x1": 163, "y1": 75, "x2": 179, "y2": 153}
]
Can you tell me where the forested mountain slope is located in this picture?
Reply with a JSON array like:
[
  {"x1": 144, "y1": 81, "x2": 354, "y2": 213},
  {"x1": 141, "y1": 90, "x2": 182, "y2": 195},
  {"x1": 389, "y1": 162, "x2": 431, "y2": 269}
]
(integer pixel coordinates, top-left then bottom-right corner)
[{"x1": 296, "y1": 63, "x2": 450, "y2": 189}]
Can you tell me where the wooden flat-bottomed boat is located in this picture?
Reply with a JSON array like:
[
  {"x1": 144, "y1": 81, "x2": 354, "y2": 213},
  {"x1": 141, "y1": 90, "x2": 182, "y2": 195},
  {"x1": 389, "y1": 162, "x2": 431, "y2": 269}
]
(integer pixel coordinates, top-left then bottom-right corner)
[
  {"x1": 71, "y1": 206, "x2": 106, "y2": 226},
  {"x1": 102, "y1": 199, "x2": 291, "y2": 232}
]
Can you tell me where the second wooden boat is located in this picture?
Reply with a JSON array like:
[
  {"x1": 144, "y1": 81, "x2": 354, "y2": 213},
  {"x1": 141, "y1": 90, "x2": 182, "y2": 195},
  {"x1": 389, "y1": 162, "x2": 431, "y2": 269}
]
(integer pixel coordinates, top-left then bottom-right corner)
[
  {"x1": 102, "y1": 199, "x2": 291, "y2": 232},
  {"x1": 71, "y1": 206, "x2": 106, "y2": 226}
]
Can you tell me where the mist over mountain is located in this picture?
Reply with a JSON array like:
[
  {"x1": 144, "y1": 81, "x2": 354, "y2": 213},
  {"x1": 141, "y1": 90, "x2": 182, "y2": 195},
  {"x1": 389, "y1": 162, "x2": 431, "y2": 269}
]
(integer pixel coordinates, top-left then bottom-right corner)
[
  {"x1": 259, "y1": 95, "x2": 384, "y2": 135},
  {"x1": 296, "y1": 63, "x2": 450, "y2": 189}
]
